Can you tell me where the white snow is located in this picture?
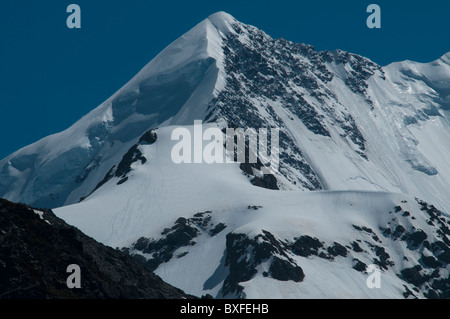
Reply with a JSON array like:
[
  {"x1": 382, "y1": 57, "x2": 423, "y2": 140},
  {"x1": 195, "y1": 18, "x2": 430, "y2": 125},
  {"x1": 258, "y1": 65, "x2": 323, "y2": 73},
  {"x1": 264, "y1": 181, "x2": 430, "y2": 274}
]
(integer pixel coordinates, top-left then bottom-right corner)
[
  {"x1": 54, "y1": 126, "x2": 448, "y2": 298},
  {"x1": 1, "y1": 12, "x2": 450, "y2": 299},
  {"x1": 0, "y1": 12, "x2": 235, "y2": 209},
  {"x1": 33, "y1": 209, "x2": 51, "y2": 225}
]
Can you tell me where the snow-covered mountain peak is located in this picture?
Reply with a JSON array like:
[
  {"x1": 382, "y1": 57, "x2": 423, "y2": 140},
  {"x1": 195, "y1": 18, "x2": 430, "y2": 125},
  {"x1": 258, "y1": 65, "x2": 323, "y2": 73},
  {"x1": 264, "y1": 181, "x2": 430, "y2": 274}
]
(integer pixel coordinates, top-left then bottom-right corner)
[
  {"x1": 121, "y1": 11, "x2": 237, "y2": 90},
  {"x1": 2, "y1": 12, "x2": 450, "y2": 299},
  {"x1": 128, "y1": 15, "x2": 223, "y2": 82},
  {"x1": 207, "y1": 11, "x2": 237, "y2": 34},
  {"x1": 2, "y1": 11, "x2": 450, "y2": 213},
  {"x1": 0, "y1": 13, "x2": 242, "y2": 208}
]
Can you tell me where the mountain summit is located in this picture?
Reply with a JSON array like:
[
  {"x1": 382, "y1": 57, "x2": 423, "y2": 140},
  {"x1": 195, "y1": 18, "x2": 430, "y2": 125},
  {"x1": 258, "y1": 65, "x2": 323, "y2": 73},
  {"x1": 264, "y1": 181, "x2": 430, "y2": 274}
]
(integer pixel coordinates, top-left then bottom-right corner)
[
  {"x1": 1, "y1": 12, "x2": 449, "y2": 212},
  {"x1": 1, "y1": 12, "x2": 450, "y2": 298},
  {"x1": 0, "y1": 12, "x2": 237, "y2": 209}
]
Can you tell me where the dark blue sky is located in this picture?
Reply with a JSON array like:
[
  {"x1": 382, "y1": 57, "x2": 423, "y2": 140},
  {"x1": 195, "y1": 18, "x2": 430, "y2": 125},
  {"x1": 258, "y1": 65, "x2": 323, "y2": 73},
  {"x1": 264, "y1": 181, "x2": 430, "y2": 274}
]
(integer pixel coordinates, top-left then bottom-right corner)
[{"x1": 1, "y1": 0, "x2": 449, "y2": 159}]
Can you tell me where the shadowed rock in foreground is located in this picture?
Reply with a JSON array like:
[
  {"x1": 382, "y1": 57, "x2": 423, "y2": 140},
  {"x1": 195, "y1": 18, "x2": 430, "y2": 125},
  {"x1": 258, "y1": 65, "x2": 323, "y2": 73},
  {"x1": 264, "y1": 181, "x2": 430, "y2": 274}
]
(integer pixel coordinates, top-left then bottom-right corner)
[{"x1": 0, "y1": 198, "x2": 193, "y2": 299}]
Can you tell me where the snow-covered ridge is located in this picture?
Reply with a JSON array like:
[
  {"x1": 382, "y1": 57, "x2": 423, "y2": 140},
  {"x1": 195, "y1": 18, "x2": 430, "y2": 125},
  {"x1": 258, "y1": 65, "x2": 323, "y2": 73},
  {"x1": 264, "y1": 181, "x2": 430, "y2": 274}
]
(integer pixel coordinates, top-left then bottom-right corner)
[
  {"x1": 0, "y1": 12, "x2": 238, "y2": 208},
  {"x1": 1, "y1": 12, "x2": 449, "y2": 212}
]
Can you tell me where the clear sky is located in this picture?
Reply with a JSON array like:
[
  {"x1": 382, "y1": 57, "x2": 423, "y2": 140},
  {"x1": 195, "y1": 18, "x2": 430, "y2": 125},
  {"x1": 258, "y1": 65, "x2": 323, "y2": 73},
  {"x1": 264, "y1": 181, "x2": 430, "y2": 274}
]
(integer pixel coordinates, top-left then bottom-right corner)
[{"x1": 1, "y1": 0, "x2": 449, "y2": 159}]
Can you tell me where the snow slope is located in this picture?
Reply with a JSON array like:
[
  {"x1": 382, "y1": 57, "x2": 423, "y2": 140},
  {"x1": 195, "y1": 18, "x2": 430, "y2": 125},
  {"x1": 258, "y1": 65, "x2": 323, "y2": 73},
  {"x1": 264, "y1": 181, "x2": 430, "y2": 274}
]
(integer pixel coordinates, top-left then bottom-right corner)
[{"x1": 55, "y1": 126, "x2": 450, "y2": 298}]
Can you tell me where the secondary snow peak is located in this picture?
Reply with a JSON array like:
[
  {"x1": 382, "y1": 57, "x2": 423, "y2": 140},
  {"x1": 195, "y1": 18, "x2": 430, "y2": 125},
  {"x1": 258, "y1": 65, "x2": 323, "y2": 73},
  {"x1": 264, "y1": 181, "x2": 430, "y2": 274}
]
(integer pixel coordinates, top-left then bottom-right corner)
[{"x1": 440, "y1": 51, "x2": 450, "y2": 64}]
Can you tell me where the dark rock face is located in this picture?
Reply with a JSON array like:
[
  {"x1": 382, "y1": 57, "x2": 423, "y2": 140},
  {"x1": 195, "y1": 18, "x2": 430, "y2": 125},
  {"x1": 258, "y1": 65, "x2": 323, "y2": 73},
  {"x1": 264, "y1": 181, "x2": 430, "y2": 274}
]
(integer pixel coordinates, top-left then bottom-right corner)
[
  {"x1": 327, "y1": 242, "x2": 348, "y2": 258},
  {"x1": 82, "y1": 129, "x2": 158, "y2": 201},
  {"x1": 125, "y1": 199, "x2": 450, "y2": 299},
  {"x1": 106, "y1": 129, "x2": 157, "y2": 183},
  {"x1": 129, "y1": 211, "x2": 227, "y2": 272},
  {"x1": 352, "y1": 259, "x2": 367, "y2": 272},
  {"x1": 291, "y1": 235, "x2": 323, "y2": 257},
  {"x1": 221, "y1": 230, "x2": 305, "y2": 298},
  {"x1": 269, "y1": 257, "x2": 305, "y2": 282},
  {"x1": 327, "y1": 49, "x2": 383, "y2": 105},
  {"x1": 222, "y1": 124, "x2": 280, "y2": 190},
  {"x1": 379, "y1": 200, "x2": 450, "y2": 298},
  {"x1": 210, "y1": 223, "x2": 227, "y2": 236},
  {"x1": 204, "y1": 23, "x2": 380, "y2": 190},
  {"x1": 132, "y1": 217, "x2": 200, "y2": 272},
  {"x1": 239, "y1": 161, "x2": 279, "y2": 191},
  {"x1": 222, "y1": 233, "x2": 259, "y2": 298},
  {"x1": 0, "y1": 199, "x2": 191, "y2": 299}
]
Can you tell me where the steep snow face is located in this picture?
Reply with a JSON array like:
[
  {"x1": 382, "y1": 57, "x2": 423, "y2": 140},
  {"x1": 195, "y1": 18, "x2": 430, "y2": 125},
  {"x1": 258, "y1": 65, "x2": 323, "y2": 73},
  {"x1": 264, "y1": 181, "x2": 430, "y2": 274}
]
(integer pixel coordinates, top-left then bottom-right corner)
[
  {"x1": 363, "y1": 53, "x2": 450, "y2": 213},
  {"x1": 54, "y1": 126, "x2": 450, "y2": 299},
  {"x1": 0, "y1": 12, "x2": 235, "y2": 208}
]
